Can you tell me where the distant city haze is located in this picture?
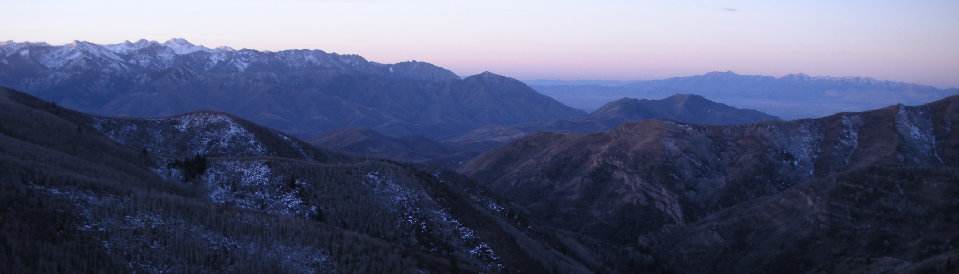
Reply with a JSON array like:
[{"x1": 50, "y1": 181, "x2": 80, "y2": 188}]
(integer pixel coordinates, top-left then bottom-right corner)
[{"x1": 3, "y1": 0, "x2": 958, "y2": 88}]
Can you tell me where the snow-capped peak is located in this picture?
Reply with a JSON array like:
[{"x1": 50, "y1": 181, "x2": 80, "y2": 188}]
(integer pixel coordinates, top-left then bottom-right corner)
[
  {"x1": 162, "y1": 38, "x2": 209, "y2": 55},
  {"x1": 64, "y1": 40, "x2": 122, "y2": 62},
  {"x1": 102, "y1": 39, "x2": 156, "y2": 54}
]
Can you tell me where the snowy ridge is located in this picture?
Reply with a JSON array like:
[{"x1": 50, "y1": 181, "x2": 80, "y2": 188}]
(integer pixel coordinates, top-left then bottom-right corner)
[
  {"x1": 172, "y1": 112, "x2": 268, "y2": 155},
  {"x1": 0, "y1": 38, "x2": 460, "y2": 82},
  {"x1": 93, "y1": 112, "x2": 271, "y2": 158}
]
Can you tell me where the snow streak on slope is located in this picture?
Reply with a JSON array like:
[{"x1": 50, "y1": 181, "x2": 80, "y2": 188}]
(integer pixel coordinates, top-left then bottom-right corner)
[
  {"x1": 895, "y1": 105, "x2": 943, "y2": 164},
  {"x1": 365, "y1": 172, "x2": 503, "y2": 271}
]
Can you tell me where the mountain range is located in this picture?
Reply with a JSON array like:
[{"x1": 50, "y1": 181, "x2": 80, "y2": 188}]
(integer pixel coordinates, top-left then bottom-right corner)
[
  {"x1": 0, "y1": 39, "x2": 583, "y2": 139},
  {"x1": 530, "y1": 71, "x2": 959, "y2": 119}
]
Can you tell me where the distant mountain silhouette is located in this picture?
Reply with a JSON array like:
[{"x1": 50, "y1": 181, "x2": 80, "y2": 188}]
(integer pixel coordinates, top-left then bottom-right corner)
[
  {"x1": 588, "y1": 94, "x2": 779, "y2": 125},
  {"x1": 529, "y1": 71, "x2": 959, "y2": 119},
  {"x1": 0, "y1": 39, "x2": 584, "y2": 139}
]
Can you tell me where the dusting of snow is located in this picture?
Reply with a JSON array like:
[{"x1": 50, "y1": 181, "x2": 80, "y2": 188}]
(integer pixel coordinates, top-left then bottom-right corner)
[
  {"x1": 836, "y1": 114, "x2": 863, "y2": 164},
  {"x1": 365, "y1": 172, "x2": 426, "y2": 230},
  {"x1": 769, "y1": 120, "x2": 823, "y2": 184},
  {"x1": 430, "y1": 208, "x2": 504, "y2": 271},
  {"x1": 895, "y1": 105, "x2": 942, "y2": 164},
  {"x1": 203, "y1": 159, "x2": 316, "y2": 218},
  {"x1": 93, "y1": 113, "x2": 268, "y2": 157},
  {"x1": 233, "y1": 59, "x2": 249, "y2": 72},
  {"x1": 364, "y1": 172, "x2": 503, "y2": 271},
  {"x1": 173, "y1": 113, "x2": 267, "y2": 156},
  {"x1": 472, "y1": 195, "x2": 506, "y2": 215},
  {"x1": 40, "y1": 46, "x2": 83, "y2": 69},
  {"x1": 279, "y1": 134, "x2": 313, "y2": 160}
]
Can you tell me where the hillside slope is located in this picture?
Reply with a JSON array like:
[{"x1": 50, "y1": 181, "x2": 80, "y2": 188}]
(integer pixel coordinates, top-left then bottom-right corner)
[
  {"x1": 463, "y1": 94, "x2": 958, "y2": 246},
  {"x1": 0, "y1": 87, "x2": 633, "y2": 273}
]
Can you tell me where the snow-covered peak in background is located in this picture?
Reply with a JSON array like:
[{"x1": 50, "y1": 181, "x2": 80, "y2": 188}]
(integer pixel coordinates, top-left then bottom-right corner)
[
  {"x1": 0, "y1": 38, "x2": 464, "y2": 87},
  {"x1": 103, "y1": 39, "x2": 151, "y2": 54},
  {"x1": 162, "y1": 38, "x2": 210, "y2": 55},
  {"x1": 68, "y1": 40, "x2": 120, "y2": 60}
]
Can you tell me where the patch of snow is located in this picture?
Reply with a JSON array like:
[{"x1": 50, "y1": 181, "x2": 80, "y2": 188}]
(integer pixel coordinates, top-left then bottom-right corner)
[
  {"x1": 836, "y1": 114, "x2": 863, "y2": 164},
  {"x1": 203, "y1": 160, "x2": 316, "y2": 218},
  {"x1": 895, "y1": 105, "x2": 942, "y2": 164},
  {"x1": 39, "y1": 46, "x2": 82, "y2": 68},
  {"x1": 172, "y1": 113, "x2": 268, "y2": 155},
  {"x1": 779, "y1": 121, "x2": 821, "y2": 179},
  {"x1": 233, "y1": 59, "x2": 249, "y2": 72}
]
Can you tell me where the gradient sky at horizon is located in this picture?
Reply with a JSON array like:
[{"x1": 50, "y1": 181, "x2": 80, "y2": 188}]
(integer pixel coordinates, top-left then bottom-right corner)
[{"x1": 3, "y1": 0, "x2": 958, "y2": 87}]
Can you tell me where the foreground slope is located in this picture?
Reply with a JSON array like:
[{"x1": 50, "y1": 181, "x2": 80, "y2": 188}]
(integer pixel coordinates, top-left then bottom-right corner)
[
  {"x1": 462, "y1": 94, "x2": 959, "y2": 246},
  {"x1": 0, "y1": 87, "x2": 637, "y2": 273},
  {"x1": 0, "y1": 39, "x2": 584, "y2": 139},
  {"x1": 650, "y1": 165, "x2": 959, "y2": 273}
]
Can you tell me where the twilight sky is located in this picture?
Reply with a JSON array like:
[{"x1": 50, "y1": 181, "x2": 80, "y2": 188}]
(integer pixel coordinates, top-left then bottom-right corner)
[{"x1": 4, "y1": 0, "x2": 958, "y2": 87}]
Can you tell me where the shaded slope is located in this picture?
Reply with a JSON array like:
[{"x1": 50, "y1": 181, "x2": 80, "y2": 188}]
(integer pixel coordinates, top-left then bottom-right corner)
[
  {"x1": 0, "y1": 87, "x2": 636, "y2": 273},
  {"x1": 462, "y1": 95, "x2": 959, "y2": 245},
  {"x1": 309, "y1": 127, "x2": 480, "y2": 165},
  {"x1": 650, "y1": 165, "x2": 959, "y2": 273}
]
